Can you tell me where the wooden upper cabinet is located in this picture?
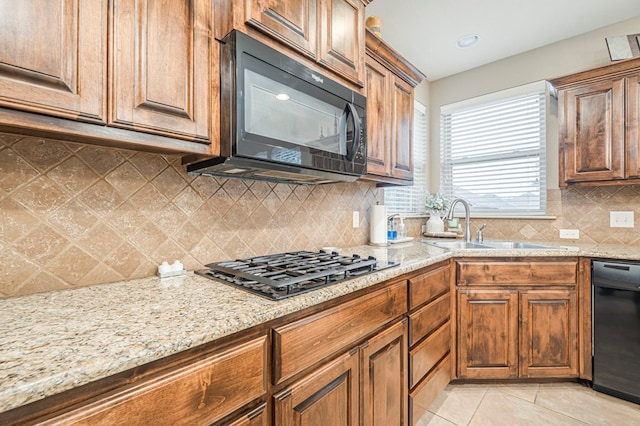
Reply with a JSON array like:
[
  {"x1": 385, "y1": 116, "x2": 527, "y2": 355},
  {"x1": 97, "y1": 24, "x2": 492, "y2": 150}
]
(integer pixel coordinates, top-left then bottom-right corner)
[
  {"x1": 551, "y1": 57, "x2": 640, "y2": 186},
  {"x1": 390, "y1": 76, "x2": 414, "y2": 181},
  {"x1": 363, "y1": 29, "x2": 425, "y2": 185},
  {"x1": 560, "y1": 78, "x2": 625, "y2": 183},
  {"x1": 318, "y1": 0, "x2": 365, "y2": 86},
  {"x1": 0, "y1": 0, "x2": 107, "y2": 123},
  {"x1": 364, "y1": 55, "x2": 390, "y2": 177},
  {"x1": 110, "y1": 0, "x2": 211, "y2": 143},
  {"x1": 245, "y1": 0, "x2": 318, "y2": 60},
  {"x1": 625, "y1": 73, "x2": 640, "y2": 179}
]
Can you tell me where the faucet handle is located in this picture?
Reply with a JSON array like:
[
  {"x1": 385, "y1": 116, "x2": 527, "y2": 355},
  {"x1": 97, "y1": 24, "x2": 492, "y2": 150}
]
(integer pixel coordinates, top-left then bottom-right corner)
[{"x1": 476, "y1": 223, "x2": 487, "y2": 242}]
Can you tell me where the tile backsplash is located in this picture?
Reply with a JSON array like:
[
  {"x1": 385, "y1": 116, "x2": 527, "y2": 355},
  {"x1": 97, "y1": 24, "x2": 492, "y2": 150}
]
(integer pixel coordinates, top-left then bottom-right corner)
[
  {"x1": 1, "y1": 134, "x2": 380, "y2": 298},
  {"x1": 4, "y1": 133, "x2": 640, "y2": 298}
]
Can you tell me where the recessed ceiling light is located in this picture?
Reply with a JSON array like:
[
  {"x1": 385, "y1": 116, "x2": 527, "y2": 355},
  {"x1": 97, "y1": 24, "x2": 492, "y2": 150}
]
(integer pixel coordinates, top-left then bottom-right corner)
[
  {"x1": 275, "y1": 93, "x2": 290, "y2": 101},
  {"x1": 456, "y1": 34, "x2": 480, "y2": 49}
]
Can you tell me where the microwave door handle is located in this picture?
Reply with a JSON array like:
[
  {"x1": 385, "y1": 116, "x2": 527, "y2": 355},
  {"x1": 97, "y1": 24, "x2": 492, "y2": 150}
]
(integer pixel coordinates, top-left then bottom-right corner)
[{"x1": 344, "y1": 102, "x2": 361, "y2": 162}]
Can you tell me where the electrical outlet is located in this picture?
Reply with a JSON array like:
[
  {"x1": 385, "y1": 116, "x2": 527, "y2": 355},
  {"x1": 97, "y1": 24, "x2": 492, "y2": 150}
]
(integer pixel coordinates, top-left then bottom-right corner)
[
  {"x1": 352, "y1": 211, "x2": 359, "y2": 228},
  {"x1": 559, "y1": 229, "x2": 580, "y2": 239},
  {"x1": 610, "y1": 211, "x2": 634, "y2": 228}
]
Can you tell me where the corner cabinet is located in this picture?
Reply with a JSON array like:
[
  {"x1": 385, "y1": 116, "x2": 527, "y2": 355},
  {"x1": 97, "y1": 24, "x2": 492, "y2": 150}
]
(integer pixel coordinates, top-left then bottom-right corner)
[
  {"x1": 455, "y1": 258, "x2": 580, "y2": 380},
  {"x1": 221, "y1": 0, "x2": 366, "y2": 87},
  {"x1": 362, "y1": 29, "x2": 426, "y2": 186},
  {"x1": 551, "y1": 57, "x2": 640, "y2": 186}
]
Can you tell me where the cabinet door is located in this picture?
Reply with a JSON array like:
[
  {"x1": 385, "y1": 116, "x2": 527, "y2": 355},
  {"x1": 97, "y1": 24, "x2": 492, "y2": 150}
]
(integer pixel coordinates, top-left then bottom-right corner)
[
  {"x1": 561, "y1": 78, "x2": 625, "y2": 183},
  {"x1": 364, "y1": 55, "x2": 391, "y2": 177},
  {"x1": 360, "y1": 320, "x2": 408, "y2": 426},
  {"x1": 246, "y1": 0, "x2": 318, "y2": 60},
  {"x1": 318, "y1": 0, "x2": 364, "y2": 86},
  {"x1": 625, "y1": 74, "x2": 640, "y2": 179},
  {"x1": 457, "y1": 290, "x2": 518, "y2": 379},
  {"x1": 0, "y1": 0, "x2": 106, "y2": 123},
  {"x1": 519, "y1": 290, "x2": 579, "y2": 378},
  {"x1": 110, "y1": 0, "x2": 211, "y2": 142},
  {"x1": 226, "y1": 403, "x2": 269, "y2": 426},
  {"x1": 390, "y1": 75, "x2": 414, "y2": 181},
  {"x1": 274, "y1": 349, "x2": 359, "y2": 426}
]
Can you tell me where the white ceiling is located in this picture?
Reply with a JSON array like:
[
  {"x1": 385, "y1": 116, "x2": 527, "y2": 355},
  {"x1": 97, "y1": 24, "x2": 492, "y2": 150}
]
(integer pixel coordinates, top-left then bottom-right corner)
[{"x1": 366, "y1": 0, "x2": 640, "y2": 81}]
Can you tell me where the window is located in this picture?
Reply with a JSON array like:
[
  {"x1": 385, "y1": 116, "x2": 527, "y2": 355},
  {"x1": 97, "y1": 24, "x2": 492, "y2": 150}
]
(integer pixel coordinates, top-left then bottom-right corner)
[
  {"x1": 440, "y1": 81, "x2": 548, "y2": 216},
  {"x1": 384, "y1": 101, "x2": 428, "y2": 215}
]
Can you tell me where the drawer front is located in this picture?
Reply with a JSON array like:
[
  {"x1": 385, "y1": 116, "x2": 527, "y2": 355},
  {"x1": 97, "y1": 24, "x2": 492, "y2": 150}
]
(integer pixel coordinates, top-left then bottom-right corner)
[
  {"x1": 273, "y1": 280, "x2": 407, "y2": 385},
  {"x1": 409, "y1": 263, "x2": 450, "y2": 309},
  {"x1": 409, "y1": 355, "x2": 451, "y2": 426},
  {"x1": 45, "y1": 336, "x2": 267, "y2": 426},
  {"x1": 409, "y1": 322, "x2": 450, "y2": 388},
  {"x1": 409, "y1": 292, "x2": 450, "y2": 346},
  {"x1": 456, "y1": 259, "x2": 578, "y2": 286}
]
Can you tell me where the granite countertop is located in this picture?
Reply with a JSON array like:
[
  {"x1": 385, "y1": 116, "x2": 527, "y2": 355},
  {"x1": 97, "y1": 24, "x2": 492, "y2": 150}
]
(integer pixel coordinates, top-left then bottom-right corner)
[{"x1": 1, "y1": 240, "x2": 638, "y2": 414}]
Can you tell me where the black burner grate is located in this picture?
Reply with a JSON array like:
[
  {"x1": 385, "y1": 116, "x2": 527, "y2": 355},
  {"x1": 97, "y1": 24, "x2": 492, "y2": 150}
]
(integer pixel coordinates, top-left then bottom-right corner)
[{"x1": 196, "y1": 250, "x2": 397, "y2": 300}]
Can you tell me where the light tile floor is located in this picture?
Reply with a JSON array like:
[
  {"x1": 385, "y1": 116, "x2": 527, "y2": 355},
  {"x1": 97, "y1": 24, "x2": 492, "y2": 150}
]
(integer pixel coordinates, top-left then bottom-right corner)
[{"x1": 418, "y1": 382, "x2": 640, "y2": 425}]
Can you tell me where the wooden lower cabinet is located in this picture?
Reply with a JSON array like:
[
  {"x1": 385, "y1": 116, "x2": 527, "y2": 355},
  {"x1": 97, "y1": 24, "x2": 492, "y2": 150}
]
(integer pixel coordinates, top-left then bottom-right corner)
[
  {"x1": 360, "y1": 319, "x2": 408, "y2": 426},
  {"x1": 457, "y1": 288, "x2": 579, "y2": 380},
  {"x1": 457, "y1": 289, "x2": 519, "y2": 379},
  {"x1": 520, "y1": 290, "x2": 578, "y2": 378},
  {"x1": 38, "y1": 336, "x2": 267, "y2": 426},
  {"x1": 225, "y1": 403, "x2": 269, "y2": 426},
  {"x1": 274, "y1": 349, "x2": 360, "y2": 426},
  {"x1": 409, "y1": 355, "x2": 451, "y2": 424}
]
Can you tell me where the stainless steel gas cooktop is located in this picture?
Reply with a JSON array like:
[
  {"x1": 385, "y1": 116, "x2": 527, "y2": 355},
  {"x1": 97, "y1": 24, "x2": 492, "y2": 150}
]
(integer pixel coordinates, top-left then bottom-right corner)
[{"x1": 196, "y1": 250, "x2": 398, "y2": 300}]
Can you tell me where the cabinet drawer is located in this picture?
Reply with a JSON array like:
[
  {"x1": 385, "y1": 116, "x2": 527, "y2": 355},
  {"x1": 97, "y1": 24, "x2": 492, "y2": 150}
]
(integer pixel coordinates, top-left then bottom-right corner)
[
  {"x1": 409, "y1": 292, "x2": 450, "y2": 346},
  {"x1": 409, "y1": 355, "x2": 451, "y2": 426},
  {"x1": 44, "y1": 336, "x2": 267, "y2": 425},
  {"x1": 409, "y1": 263, "x2": 450, "y2": 309},
  {"x1": 273, "y1": 280, "x2": 407, "y2": 384},
  {"x1": 456, "y1": 259, "x2": 578, "y2": 286},
  {"x1": 409, "y1": 322, "x2": 450, "y2": 388}
]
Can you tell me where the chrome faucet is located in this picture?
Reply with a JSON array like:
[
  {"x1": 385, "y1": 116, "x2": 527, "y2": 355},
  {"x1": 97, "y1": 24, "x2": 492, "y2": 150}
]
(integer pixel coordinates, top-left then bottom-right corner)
[{"x1": 445, "y1": 198, "x2": 472, "y2": 242}]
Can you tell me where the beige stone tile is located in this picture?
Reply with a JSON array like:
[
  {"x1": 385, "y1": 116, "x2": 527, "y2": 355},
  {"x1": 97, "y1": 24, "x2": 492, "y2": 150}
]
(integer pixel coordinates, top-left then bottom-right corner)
[
  {"x1": 46, "y1": 246, "x2": 99, "y2": 286},
  {"x1": 12, "y1": 137, "x2": 72, "y2": 172},
  {"x1": 415, "y1": 411, "x2": 457, "y2": 426},
  {"x1": 470, "y1": 390, "x2": 585, "y2": 426},
  {"x1": 536, "y1": 384, "x2": 640, "y2": 425},
  {"x1": 0, "y1": 198, "x2": 42, "y2": 243},
  {"x1": 14, "y1": 223, "x2": 70, "y2": 264},
  {"x1": 48, "y1": 156, "x2": 100, "y2": 194},
  {"x1": 76, "y1": 145, "x2": 127, "y2": 176},
  {"x1": 491, "y1": 382, "x2": 540, "y2": 403},
  {"x1": 105, "y1": 162, "x2": 146, "y2": 198},
  {"x1": 12, "y1": 175, "x2": 70, "y2": 214},
  {"x1": 77, "y1": 179, "x2": 125, "y2": 218},
  {"x1": 0, "y1": 147, "x2": 40, "y2": 193},
  {"x1": 128, "y1": 151, "x2": 169, "y2": 179},
  {"x1": 429, "y1": 384, "x2": 488, "y2": 426},
  {"x1": 48, "y1": 199, "x2": 100, "y2": 238},
  {"x1": 151, "y1": 167, "x2": 187, "y2": 199}
]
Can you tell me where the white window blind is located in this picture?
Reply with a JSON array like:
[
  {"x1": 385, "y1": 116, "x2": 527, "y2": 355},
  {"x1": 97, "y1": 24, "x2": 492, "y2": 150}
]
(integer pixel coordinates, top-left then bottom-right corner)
[
  {"x1": 384, "y1": 101, "x2": 428, "y2": 215},
  {"x1": 440, "y1": 82, "x2": 547, "y2": 216}
]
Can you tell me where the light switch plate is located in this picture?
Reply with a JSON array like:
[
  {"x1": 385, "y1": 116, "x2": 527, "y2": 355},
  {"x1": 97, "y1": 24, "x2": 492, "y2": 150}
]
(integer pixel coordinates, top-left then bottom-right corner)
[
  {"x1": 352, "y1": 211, "x2": 359, "y2": 228},
  {"x1": 610, "y1": 211, "x2": 634, "y2": 228}
]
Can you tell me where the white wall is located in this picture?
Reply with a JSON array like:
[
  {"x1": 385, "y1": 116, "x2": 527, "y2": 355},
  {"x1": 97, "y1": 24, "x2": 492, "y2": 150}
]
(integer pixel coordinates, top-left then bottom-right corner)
[{"x1": 426, "y1": 16, "x2": 640, "y2": 191}]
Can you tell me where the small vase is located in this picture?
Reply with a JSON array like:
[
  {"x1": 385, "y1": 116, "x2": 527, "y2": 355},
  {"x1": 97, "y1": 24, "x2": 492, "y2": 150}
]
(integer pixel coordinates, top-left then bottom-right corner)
[{"x1": 426, "y1": 210, "x2": 445, "y2": 234}]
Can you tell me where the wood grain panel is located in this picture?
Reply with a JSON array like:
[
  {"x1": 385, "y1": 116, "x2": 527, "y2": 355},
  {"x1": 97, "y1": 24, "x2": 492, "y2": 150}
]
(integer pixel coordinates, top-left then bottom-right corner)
[
  {"x1": 225, "y1": 403, "x2": 269, "y2": 426},
  {"x1": 409, "y1": 263, "x2": 450, "y2": 309},
  {"x1": 409, "y1": 355, "x2": 450, "y2": 426},
  {"x1": 110, "y1": 0, "x2": 211, "y2": 142},
  {"x1": 625, "y1": 73, "x2": 640, "y2": 179},
  {"x1": 245, "y1": 0, "x2": 317, "y2": 59},
  {"x1": 317, "y1": 0, "x2": 364, "y2": 85},
  {"x1": 364, "y1": 53, "x2": 391, "y2": 177},
  {"x1": 409, "y1": 322, "x2": 450, "y2": 389},
  {"x1": 456, "y1": 259, "x2": 577, "y2": 286},
  {"x1": 457, "y1": 290, "x2": 519, "y2": 379},
  {"x1": 41, "y1": 336, "x2": 267, "y2": 425},
  {"x1": 390, "y1": 76, "x2": 413, "y2": 180},
  {"x1": 360, "y1": 320, "x2": 408, "y2": 426},
  {"x1": 409, "y1": 292, "x2": 450, "y2": 346},
  {"x1": 274, "y1": 349, "x2": 359, "y2": 426},
  {"x1": 0, "y1": 0, "x2": 106, "y2": 122},
  {"x1": 519, "y1": 290, "x2": 579, "y2": 378},
  {"x1": 273, "y1": 281, "x2": 406, "y2": 385}
]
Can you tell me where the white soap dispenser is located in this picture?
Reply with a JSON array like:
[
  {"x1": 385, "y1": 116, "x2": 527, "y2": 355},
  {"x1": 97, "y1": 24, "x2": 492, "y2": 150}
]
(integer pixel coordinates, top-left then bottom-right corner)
[{"x1": 397, "y1": 216, "x2": 406, "y2": 240}]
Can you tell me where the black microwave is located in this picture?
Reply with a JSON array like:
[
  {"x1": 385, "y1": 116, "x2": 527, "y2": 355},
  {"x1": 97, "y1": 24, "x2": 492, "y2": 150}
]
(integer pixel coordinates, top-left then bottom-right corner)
[{"x1": 188, "y1": 30, "x2": 367, "y2": 185}]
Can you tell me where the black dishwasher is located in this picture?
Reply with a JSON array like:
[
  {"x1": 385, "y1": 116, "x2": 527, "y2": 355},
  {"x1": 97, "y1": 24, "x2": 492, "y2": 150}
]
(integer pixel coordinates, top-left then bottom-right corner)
[{"x1": 592, "y1": 260, "x2": 640, "y2": 405}]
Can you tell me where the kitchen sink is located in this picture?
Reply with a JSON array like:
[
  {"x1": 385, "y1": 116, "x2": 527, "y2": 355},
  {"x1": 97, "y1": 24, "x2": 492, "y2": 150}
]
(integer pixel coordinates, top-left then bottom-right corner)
[
  {"x1": 422, "y1": 240, "x2": 494, "y2": 250},
  {"x1": 423, "y1": 239, "x2": 562, "y2": 250}
]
